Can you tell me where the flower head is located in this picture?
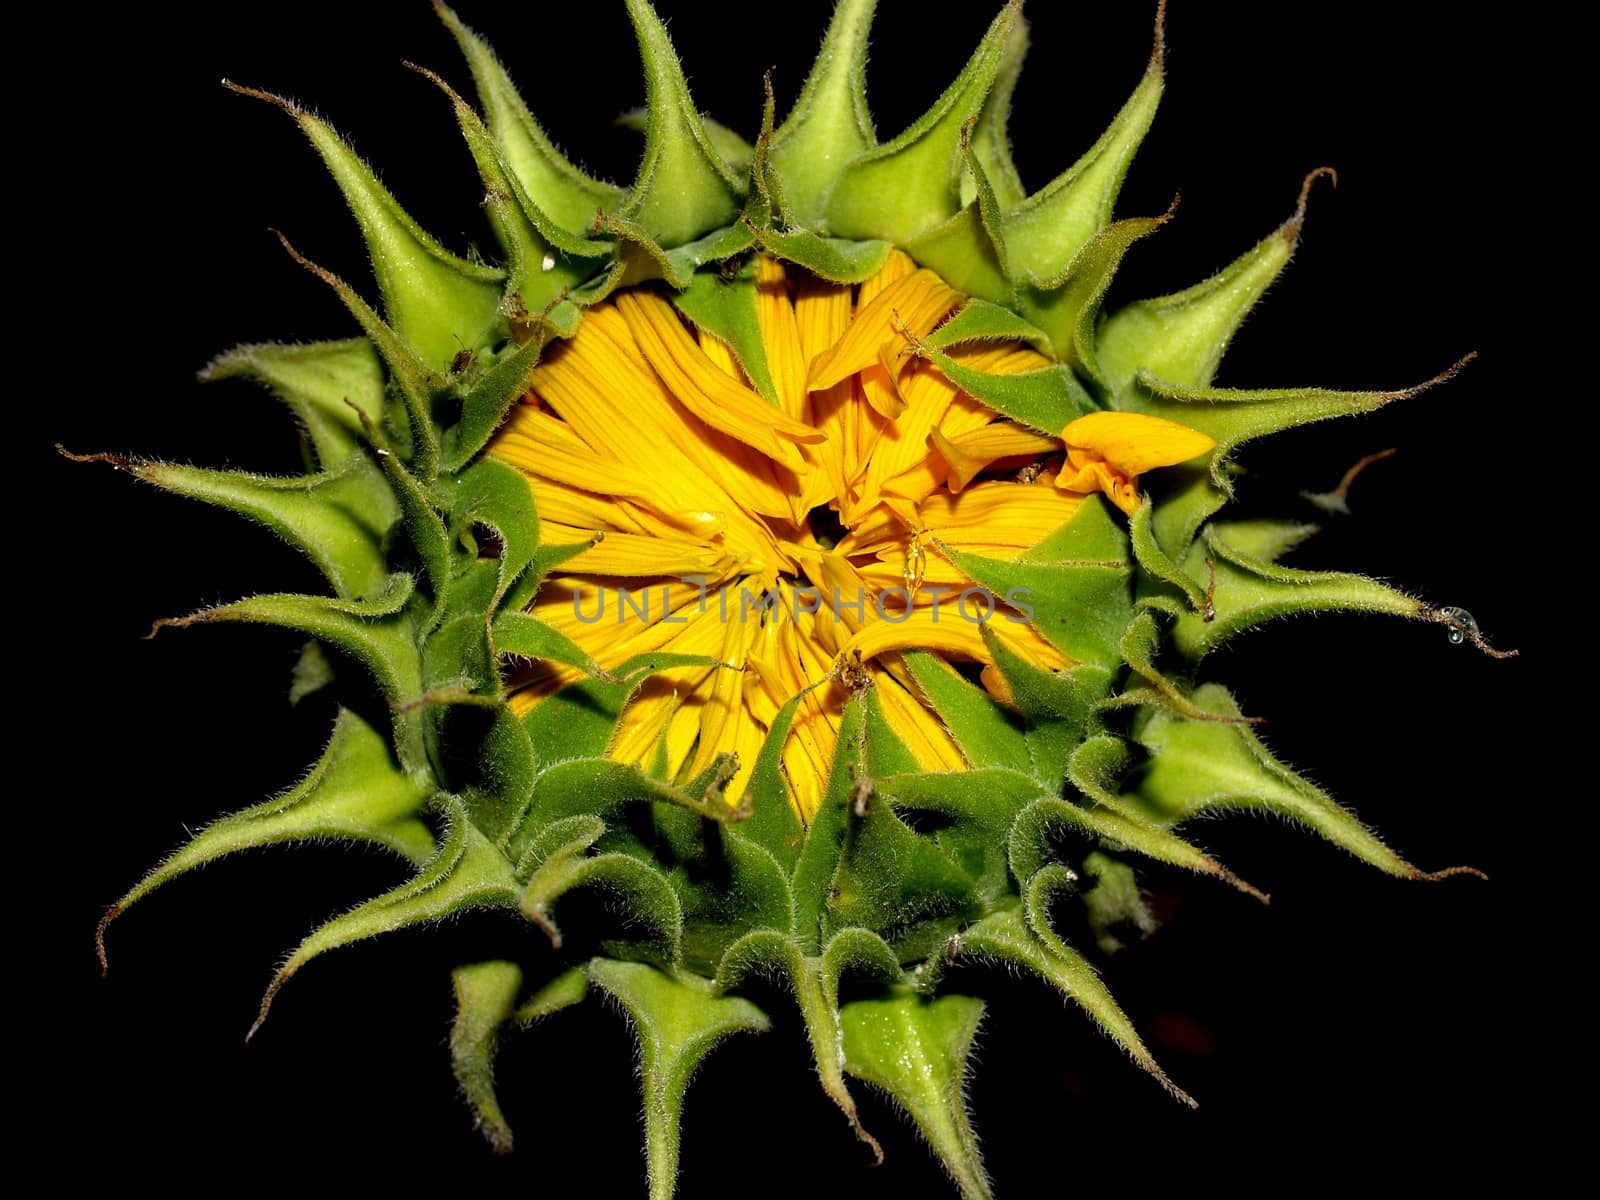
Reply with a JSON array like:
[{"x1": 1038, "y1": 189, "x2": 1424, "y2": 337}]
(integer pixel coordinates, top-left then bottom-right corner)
[{"x1": 491, "y1": 251, "x2": 1210, "y2": 819}]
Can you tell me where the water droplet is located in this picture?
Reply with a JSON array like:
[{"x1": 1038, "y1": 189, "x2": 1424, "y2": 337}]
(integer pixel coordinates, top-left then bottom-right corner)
[
  {"x1": 541, "y1": 252, "x2": 555, "y2": 272},
  {"x1": 1441, "y1": 605, "x2": 1477, "y2": 646}
]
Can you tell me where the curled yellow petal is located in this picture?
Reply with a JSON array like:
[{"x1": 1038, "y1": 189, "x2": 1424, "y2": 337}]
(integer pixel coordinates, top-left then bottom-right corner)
[{"x1": 1059, "y1": 411, "x2": 1216, "y2": 475}]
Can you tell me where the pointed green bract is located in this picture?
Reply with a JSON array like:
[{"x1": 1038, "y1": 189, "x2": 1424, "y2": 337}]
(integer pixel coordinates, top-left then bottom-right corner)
[
  {"x1": 435, "y1": 2, "x2": 621, "y2": 233},
  {"x1": 1098, "y1": 223, "x2": 1293, "y2": 394},
  {"x1": 230, "y1": 85, "x2": 505, "y2": 373},
  {"x1": 1003, "y1": 35, "x2": 1163, "y2": 281},
  {"x1": 840, "y1": 988, "x2": 990, "y2": 1200},
  {"x1": 450, "y1": 960, "x2": 524, "y2": 1152},
  {"x1": 96, "y1": 7, "x2": 1505, "y2": 1196},
  {"x1": 590, "y1": 960, "x2": 770, "y2": 1200},
  {"x1": 621, "y1": 0, "x2": 744, "y2": 247},
  {"x1": 771, "y1": 0, "x2": 877, "y2": 225},
  {"x1": 134, "y1": 457, "x2": 396, "y2": 601},
  {"x1": 824, "y1": 3, "x2": 1019, "y2": 245},
  {"x1": 201, "y1": 338, "x2": 385, "y2": 467}
]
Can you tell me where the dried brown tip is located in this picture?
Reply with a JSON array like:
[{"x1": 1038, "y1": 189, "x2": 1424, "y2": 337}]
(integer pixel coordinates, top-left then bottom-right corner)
[
  {"x1": 846, "y1": 1106, "x2": 885, "y2": 1167},
  {"x1": 401, "y1": 58, "x2": 470, "y2": 114},
  {"x1": 1143, "y1": 1056, "x2": 1198, "y2": 1111},
  {"x1": 221, "y1": 80, "x2": 305, "y2": 119},
  {"x1": 1209, "y1": 863, "x2": 1271, "y2": 906},
  {"x1": 269, "y1": 228, "x2": 340, "y2": 288},
  {"x1": 145, "y1": 611, "x2": 209, "y2": 640},
  {"x1": 245, "y1": 968, "x2": 291, "y2": 1043},
  {"x1": 56, "y1": 444, "x2": 132, "y2": 469},
  {"x1": 94, "y1": 904, "x2": 122, "y2": 976},
  {"x1": 1426, "y1": 606, "x2": 1519, "y2": 660},
  {"x1": 526, "y1": 905, "x2": 564, "y2": 950},
  {"x1": 1153, "y1": 0, "x2": 1168, "y2": 64},
  {"x1": 1283, "y1": 166, "x2": 1339, "y2": 243},
  {"x1": 1413, "y1": 864, "x2": 1490, "y2": 882}
]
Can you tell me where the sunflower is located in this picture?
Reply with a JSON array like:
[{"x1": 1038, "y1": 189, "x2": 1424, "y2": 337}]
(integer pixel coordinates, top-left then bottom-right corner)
[
  {"x1": 85, "y1": 3, "x2": 1511, "y2": 1196},
  {"x1": 492, "y1": 251, "x2": 1212, "y2": 824}
]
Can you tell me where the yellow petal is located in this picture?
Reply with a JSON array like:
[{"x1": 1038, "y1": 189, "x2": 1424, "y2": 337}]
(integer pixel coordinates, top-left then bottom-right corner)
[
  {"x1": 930, "y1": 422, "x2": 1061, "y2": 492},
  {"x1": 806, "y1": 268, "x2": 962, "y2": 392},
  {"x1": 542, "y1": 524, "x2": 734, "y2": 578},
  {"x1": 874, "y1": 667, "x2": 966, "y2": 771},
  {"x1": 616, "y1": 291, "x2": 825, "y2": 471},
  {"x1": 1060, "y1": 411, "x2": 1215, "y2": 474}
]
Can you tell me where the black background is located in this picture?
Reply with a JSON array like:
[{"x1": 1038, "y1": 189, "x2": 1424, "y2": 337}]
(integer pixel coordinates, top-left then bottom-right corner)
[{"x1": 46, "y1": 1, "x2": 1544, "y2": 1193}]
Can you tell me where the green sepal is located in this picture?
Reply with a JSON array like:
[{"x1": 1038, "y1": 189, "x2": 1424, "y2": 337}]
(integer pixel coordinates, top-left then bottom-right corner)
[
  {"x1": 672, "y1": 831, "x2": 795, "y2": 974},
  {"x1": 371, "y1": 445, "x2": 452, "y2": 631},
  {"x1": 154, "y1": 573, "x2": 422, "y2": 706},
  {"x1": 522, "y1": 757, "x2": 748, "y2": 836},
  {"x1": 443, "y1": 458, "x2": 541, "y2": 609},
  {"x1": 979, "y1": 623, "x2": 1114, "y2": 787},
  {"x1": 909, "y1": 119, "x2": 1013, "y2": 300},
  {"x1": 439, "y1": 700, "x2": 537, "y2": 846},
  {"x1": 621, "y1": 0, "x2": 744, "y2": 248},
  {"x1": 516, "y1": 964, "x2": 589, "y2": 1021},
  {"x1": 825, "y1": 3, "x2": 1019, "y2": 246},
  {"x1": 906, "y1": 207, "x2": 1008, "y2": 309},
  {"x1": 1097, "y1": 217, "x2": 1299, "y2": 395},
  {"x1": 959, "y1": 894, "x2": 1192, "y2": 1106},
  {"x1": 1209, "y1": 518, "x2": 1319, "y2": 564},
  {"x1": 903, "y1": 652, "x2": 1030, "y2": 773},
  {"x1": 289, "y1": 639, "x2": 337, "y2": 705},
  {"x1": 414, "y1": 63, "x2": 614, "y2": 320},
  {"x1": 199, "y1": 338, "x2": 383, "y2": 468},
  {"x1": 130, "y1": 456, "x2": 396, "y2": 602},
  {"x1": 792, "y1": 695, "x2": 866, "y2": 954},
  {"x1": 1131, "y1": 684, "x2": 1475, "y2": 880},
  {"x1": 1114, "y1": 610, "x2": 1253, "y2": 722},
  {"x1": 926, "y1": 298, "x2": 1052, "y2": 353},
  {"x1": 229, "y1": 85, "x2": 505, "y2": 374},
  {"x1": 491, "y1": 611, "x2": 605, "y2": 677},
  {"x1": 617, "y1": 106, "x2": 755, "y2": 175},
  {"x1": 603, "y1": 212, "x2": 755, "y2": 291},
  {"x1": 249, "y1": 794, "x2": 519, "y2": 1038},
  {"x1": 449, "y1": 960, "x2": 523, "y2": 1153},
  {"x1": 588, "y1": 959, "x2": 770, "y2": 1200},
  {"x1": 1020, "y1": 209, "x2": 1171, "y2": 379},
  {"x1": 713, "y1": 929, "x2": 889, "y2": 1162},
  {"x1": 1147, "y1": 463, "x2": 1229, "y2": 566},
  {"x1": 875, "y1": 766, "x2": 1042, "y2": 901},
  {"x1": 939, "y1": 496, "x2": 1132, "y2": 670},
  {"x1": 925, "y1": 349, "x2": 1093, "y2": 435},
  {"x1": 503, "y1": 536, "x2": 594, "y2": 617},
  {"x1": 434, "y1": 2, "x2": 621, "y2": 234},
  {"x1": 521, "y1": 826, "x2": 683, "y2": 965},
  {"x1": 1080, "y1": 850, "x2": 1157, "y2": 954},
  {"x1": 839, "y1": 987, "x2": 991, "y2": 1200},
  {"x1": 770, "y1": 0, "x2": 877, "y2": 226},
  {"x1": 1130, "y1": 494, "x2": 1207, "y2": 611},
  {"x1": 732, "y1": 686, "x2": 810, "y2": 870},
  {"x1": 1055, "y1": 741, "x2": 1268, "y2": 900},
  {"x1": 1127, "y1": 362, "x2": 1472, "y2": 550},
  {"x1": 1171, "y1": 523, "x2": 1420, "y2": 660},
  {"x1": 963, "y1": 8, "x2": 1028, "y2": 211},
  {"x1": 754, "y1": 227, "x2": 892, "y2": 283},
  {"x1": 271, "y1": 232, "x2": 443, "y2": 481},
  {"x1": 823, "y1": 751, "x2": 980, "y2": 962},
  {"x1": 96, "y1": 707, "x2": 434, "y2": 971},
  {"x1": 672, "y1": 266, "x2": 780, "y2": 403},
  {"x1": 1002, "y1": 29, "x2": 1163, "y2": 281},
  {"x1": 439, "y1": 334, "x2": 553, "y2": 474}
]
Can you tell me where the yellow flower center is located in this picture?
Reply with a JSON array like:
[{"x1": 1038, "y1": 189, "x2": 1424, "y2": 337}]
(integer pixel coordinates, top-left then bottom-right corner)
[{"x1": 490, "y1": 252, "x2": 1211, "y2": 821}]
